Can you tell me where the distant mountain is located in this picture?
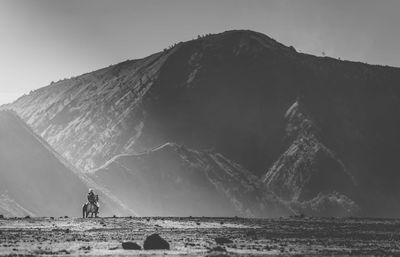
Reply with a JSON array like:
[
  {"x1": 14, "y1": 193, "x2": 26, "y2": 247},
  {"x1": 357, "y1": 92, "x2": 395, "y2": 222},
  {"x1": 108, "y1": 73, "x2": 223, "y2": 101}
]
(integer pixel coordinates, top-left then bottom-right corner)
[
  {"x1": 6, "y1": 30, "x2": 400, "y2": 217},
  {"x1": 0, "y1": 110, "x2": 134, "y2": 217}
]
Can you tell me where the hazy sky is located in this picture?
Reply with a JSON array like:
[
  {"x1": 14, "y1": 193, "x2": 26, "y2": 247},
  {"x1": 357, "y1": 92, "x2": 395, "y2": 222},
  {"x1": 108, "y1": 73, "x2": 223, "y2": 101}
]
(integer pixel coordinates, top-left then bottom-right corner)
[{"x1": 1, "y1": 0, "x2": 400, "y2": 105}]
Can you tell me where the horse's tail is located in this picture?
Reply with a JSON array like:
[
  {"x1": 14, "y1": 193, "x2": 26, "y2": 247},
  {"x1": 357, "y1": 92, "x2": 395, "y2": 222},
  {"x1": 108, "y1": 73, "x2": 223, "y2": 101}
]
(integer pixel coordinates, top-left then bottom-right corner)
[{"x1": 82, "y1": 204, "x2": 86, "y2": 218}]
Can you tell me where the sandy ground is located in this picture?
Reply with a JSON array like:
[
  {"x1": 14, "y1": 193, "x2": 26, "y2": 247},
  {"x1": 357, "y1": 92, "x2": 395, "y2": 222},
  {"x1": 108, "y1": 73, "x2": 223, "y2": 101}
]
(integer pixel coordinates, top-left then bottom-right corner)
[{"x1": 1, "y1": 216, "x2": 400, "y2": 256}]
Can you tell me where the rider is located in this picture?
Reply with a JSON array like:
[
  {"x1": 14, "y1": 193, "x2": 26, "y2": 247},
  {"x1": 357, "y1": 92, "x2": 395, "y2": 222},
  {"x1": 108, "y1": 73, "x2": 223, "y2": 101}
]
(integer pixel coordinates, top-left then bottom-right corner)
[{"x1": 87, "y1": 188, "x2": 99, "y2": 208}]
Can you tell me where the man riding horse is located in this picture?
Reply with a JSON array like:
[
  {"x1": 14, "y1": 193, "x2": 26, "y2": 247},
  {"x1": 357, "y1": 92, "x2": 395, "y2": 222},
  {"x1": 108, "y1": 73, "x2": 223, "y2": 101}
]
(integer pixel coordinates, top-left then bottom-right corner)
[
  {"x1": 88, "y1": 189, "x2": 98, "y2": 206},
  {"x1": 83, "y1": 188, "x2": 99, "y2": 218}
]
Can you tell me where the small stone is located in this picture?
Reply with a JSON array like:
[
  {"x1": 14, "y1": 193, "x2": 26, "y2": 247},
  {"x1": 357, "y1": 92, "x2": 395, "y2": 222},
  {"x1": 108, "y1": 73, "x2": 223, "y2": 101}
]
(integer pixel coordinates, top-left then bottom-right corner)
[
  {"x1": 58, "y1": 249, "x2": 70, "y2": 254},
  {"x1": 78, "y1": 246, "x2": 91, "y2": 251},
  {"x1": 122, "y1": 241, "x2": 141, "y2": 250}
]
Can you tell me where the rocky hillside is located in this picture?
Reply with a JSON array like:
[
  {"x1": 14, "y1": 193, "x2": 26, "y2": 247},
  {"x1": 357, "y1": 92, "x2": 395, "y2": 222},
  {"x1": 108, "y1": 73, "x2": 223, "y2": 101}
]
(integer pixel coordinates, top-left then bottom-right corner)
[
  {"x1": 0, "y1": 110, "x2": 134, "y2": 217},
  {"x1": 6, "y1": 51, "x2": 175, "y2": 172},
  {"x1": 89, "y1": 142, "x2": 287, "y2": 217},
  {"x1": 6, "y1": 30, "x2": 400, "y2": 217},
  {"x1": 263, "y1": 99, "x2": 360, "y2": 216}
]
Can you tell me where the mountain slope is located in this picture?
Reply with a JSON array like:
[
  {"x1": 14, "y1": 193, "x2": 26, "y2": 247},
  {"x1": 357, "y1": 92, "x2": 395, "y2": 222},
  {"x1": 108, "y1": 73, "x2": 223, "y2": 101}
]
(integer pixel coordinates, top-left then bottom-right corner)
[
  {"x1": 89, "y1": 143, "x2": 287, "y2": 217},
  {"x1": 0, "y1": 194, "x2": 35, "y2": 217},
  {"x1": 6, "y1": 51, "x2": 176, "y2": 171},
  {"x1": 0, "y1": 110, "x2": 134, "y2": 217},
  {"x1": 263, "y1": 99, "x2": 359, "y2": 216},
  {"x1": 6, "y1": 29, "x2": 400, "y2": 216}
]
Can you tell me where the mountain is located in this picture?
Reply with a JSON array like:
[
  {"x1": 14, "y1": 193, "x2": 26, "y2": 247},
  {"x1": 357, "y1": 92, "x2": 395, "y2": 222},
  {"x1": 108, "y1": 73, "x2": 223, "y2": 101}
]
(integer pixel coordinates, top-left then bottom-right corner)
[
  {"x1": 6, "y1": 30, "x2": 299, "y2": 173},
  {"x1": 0, "y1": 110, "x2": 134, "y2": 217},
  {"x1": 89, "y1": 142, "x2": 287, "y2": 217},
  {"x1": 6, "y1": 30, "x2": 400, "y2": 217}
]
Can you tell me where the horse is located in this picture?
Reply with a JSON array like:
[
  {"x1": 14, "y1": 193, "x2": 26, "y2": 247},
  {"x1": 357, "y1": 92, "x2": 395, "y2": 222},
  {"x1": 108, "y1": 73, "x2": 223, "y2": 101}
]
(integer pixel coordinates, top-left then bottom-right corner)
[{"x1": 82, "y1": 195, "x2": 99, "y2": 218}]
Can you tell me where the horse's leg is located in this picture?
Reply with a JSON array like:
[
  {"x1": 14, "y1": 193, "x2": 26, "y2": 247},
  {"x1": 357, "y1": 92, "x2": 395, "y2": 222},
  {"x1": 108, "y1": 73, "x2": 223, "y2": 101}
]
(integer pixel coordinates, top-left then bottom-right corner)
[{"x1": 82, "y1": 204, "x2": 86, "y2": 219}]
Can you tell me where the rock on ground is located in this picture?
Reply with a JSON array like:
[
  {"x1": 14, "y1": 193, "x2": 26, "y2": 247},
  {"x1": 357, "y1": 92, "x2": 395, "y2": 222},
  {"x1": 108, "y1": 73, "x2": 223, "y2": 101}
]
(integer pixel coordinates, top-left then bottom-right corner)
[
  {"x1": 143, "y1": 233, "x2": 170, "y2": 250},
  {"x1": 122, "y1": 241, "x2": 141, "y2": 250}
]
